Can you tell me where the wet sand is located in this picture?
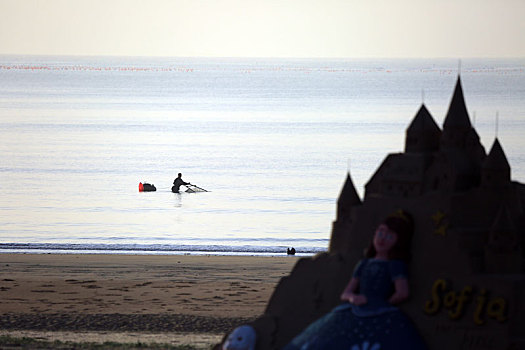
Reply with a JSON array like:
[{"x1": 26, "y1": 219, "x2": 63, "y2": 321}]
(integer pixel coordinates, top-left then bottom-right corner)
[{"x1": 0, "y1": 253, "x2": 298, "y2": 347}]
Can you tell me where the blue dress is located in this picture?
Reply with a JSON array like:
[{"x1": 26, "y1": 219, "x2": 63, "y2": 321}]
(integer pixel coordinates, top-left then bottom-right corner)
[{"x1": 283, "y1": 259, "x2": 427, "y2": 350}]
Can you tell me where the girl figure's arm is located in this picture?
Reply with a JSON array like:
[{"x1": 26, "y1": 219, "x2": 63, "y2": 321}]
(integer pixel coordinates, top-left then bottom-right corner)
[
  {"x1": 340, "y1": 277, "x2": 367, "y2": 305},
  {"x1": 389, "y1": 277, "x2": 409, "y2": 304}
]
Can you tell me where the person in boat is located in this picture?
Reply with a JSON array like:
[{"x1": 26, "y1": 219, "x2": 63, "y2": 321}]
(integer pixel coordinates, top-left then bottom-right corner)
[
  {"x1": 172, "y1": 173, "x2": 190, "y2": 193},
  {"x1": 283, "y1": 210, "x2": 427, "y2": 350}
]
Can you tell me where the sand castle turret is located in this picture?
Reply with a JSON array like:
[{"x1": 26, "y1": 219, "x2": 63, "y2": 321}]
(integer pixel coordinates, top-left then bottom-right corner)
[
  {"x1": 481, "y1": 138, "x2": 511, "y2": 187},
  {"x1": 335, "y1": 172, "x2": 361, "y2": 221},
  {"x1": 363, "y1": 103, "x2": 444, "y2": 200},
  {"x1": 330, "y1": 172, "x2": 361, "y2": 252},
  {"x1": 428, "y1": 77, "x2": 486, "y2": 192},
  {"x1": 405, "y1": 104, "x2": 441, "y2": 153},
  {"x1": 440, "y1": 76, "x2": 472, "y2": 150}
]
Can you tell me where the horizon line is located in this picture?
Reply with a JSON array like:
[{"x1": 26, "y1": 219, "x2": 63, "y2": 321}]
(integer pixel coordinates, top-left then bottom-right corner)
[{"x1": 1, "y1": 53, "x2": 524, "y2": 60}]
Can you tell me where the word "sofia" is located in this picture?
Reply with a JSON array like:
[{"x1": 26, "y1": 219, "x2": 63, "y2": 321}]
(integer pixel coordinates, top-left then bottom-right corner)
[{"x1": 424, "y1": 279, "x2": 507, "y2": 325}]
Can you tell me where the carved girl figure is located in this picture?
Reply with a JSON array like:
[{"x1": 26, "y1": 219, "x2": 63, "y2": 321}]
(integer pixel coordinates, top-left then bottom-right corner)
[{"x1": 283, "y1": 210, "x2": 427, "y2": 350}]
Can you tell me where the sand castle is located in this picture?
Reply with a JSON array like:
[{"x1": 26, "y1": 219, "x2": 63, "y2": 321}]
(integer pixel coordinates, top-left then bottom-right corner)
[{"x1": 238, "y1": 76, "x2": 524, "y2": 349}]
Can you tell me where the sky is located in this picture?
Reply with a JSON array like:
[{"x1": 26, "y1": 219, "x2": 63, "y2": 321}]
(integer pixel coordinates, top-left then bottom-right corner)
[{"x1": 0, "y1": 0, "x2": 524, "y2": 58}]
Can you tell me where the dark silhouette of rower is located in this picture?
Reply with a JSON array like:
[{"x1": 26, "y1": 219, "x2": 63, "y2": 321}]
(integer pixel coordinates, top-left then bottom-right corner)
[{"x1": 172, "y1": 173, "x2": 190, "y2": 193}]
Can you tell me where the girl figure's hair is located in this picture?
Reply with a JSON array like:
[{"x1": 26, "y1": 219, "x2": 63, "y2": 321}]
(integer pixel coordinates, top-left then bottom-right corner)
[{"x1": 365, "y1": 210, "x2": 414, "y2": 262}]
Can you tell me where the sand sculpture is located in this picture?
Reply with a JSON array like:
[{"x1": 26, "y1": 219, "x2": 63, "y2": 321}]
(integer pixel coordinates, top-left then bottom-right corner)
[{"x1": 220, "y1": 76, "x2": 525, "y2": 350}]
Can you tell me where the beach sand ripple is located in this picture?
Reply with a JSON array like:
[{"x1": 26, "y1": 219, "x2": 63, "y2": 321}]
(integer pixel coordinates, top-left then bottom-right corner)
[
  {"x1": 0, "y1": 254, "x2": 298, "y2": 346},
  {"x1": 0, "y1": 313, "x2": 254, "y2": 333}
]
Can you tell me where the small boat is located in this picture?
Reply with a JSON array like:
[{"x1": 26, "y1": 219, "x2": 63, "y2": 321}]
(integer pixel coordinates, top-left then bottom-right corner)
[{"x1": 172, "y1": 184, "x2": 209, "y2": 193}]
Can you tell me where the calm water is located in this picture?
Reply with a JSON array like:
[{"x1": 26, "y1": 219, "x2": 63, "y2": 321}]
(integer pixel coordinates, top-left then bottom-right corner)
[{"x1": 1, "y1": 56, "x2": 524, "y2": 255}]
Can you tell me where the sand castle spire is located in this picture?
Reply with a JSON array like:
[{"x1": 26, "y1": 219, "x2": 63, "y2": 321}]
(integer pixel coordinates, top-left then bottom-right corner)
[
  {"x1": 428, "y1": 75, "x2": 486, "y2": 191},
  {"x1": 444, "y1": 76, "x2": 470, "y2": 128},
  {"x1": 405, "y1": 104, "x2": 441, "y2": 153},
  {"x1": 330, "y1": 171, "x2": 361, "y2": 252},
  {"x1": 441, "y1": 76, "x2": 472, "y2": 150},
  {"x1": 482, "y1": 138, "x2": 511, "y2": 187},
  {"x1": 336, "y1": 172, "x2": 361, "y2": 220}
]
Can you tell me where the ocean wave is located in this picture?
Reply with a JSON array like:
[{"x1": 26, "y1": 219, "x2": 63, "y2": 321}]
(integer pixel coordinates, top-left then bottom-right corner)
[{"x1": 0, "y1": 242, "x2": 326, "y2": 256}]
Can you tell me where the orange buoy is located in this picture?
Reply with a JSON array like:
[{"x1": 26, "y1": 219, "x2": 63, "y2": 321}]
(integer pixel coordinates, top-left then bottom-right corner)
[{"x1": 139, "y1": 182, "x2": 144, "y2": 192}]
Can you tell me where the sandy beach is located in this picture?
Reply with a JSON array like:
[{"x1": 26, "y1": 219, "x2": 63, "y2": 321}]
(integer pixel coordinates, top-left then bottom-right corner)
[{"x1": 0, "y1": 253, "x2": 299, "y2": 348}]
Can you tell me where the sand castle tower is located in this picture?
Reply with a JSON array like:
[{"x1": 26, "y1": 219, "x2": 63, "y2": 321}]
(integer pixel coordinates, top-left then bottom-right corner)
[{"x1": 219, "y1": 77, "x2": 525, "y2": 350}]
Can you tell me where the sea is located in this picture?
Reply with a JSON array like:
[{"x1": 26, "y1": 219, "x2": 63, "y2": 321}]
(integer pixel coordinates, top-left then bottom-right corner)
[{"x1": 1, "y1": 56, "x2": 524, "y2": 256}]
